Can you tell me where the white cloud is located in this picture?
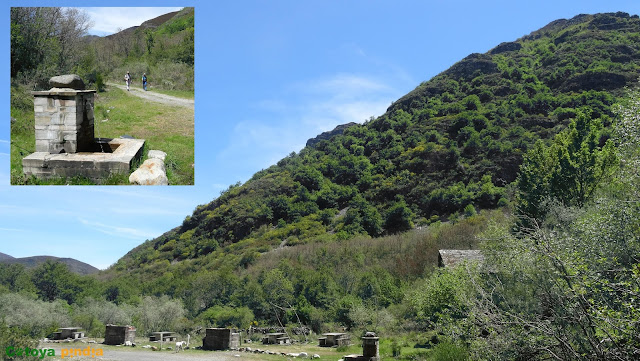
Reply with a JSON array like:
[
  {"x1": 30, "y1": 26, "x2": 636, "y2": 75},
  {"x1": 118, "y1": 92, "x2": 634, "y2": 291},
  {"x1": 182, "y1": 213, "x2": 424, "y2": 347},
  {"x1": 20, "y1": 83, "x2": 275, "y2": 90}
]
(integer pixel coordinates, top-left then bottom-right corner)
[
  {"x1": 0, "y1": 227, "x2": 24, "y2": 232},
  {"x1": 107, "y1": 206, "x2": 186, "y2": 216},
  {"x1": 0, "y1": 139, "x2": 9, "y2": 144},
  {"x1": 219, "y1": 73, "x2": 400, "y2": 173},
  {"x1": 0, "y1": 204, "x2": 74, "y2": 217},
  {"x1": 82, "y1": 7, "x2": 183, "y2": 36},
  {"x1": 302, "y1": 74, "x2": 390, "y2": 95},
  {"x1": 78, "y1": 218, "x2": 160, "y2": 240}
]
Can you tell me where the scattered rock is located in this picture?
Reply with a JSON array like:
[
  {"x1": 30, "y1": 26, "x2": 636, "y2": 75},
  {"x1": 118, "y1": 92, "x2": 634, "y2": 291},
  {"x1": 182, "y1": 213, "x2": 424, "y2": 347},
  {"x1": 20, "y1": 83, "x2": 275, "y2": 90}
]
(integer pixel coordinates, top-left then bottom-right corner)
[
  {"x1": 129, "y1": 158, "x2": 168, "y2": 185},
  {"x1": 148, "y1": 150, "x2": 167, "y2": 162},
  {"x1": 489, "y1": 41, "x2": 522, "y2": 55},
  {"x1": 312, "y1": 354, "x2": 321, "y2": 359},
  {"x1": 49, "y1": 74, "x2": 85, "y2": 90},
  {"x1": 299, "y1": 352, "x2": 308, "y2": 357}
]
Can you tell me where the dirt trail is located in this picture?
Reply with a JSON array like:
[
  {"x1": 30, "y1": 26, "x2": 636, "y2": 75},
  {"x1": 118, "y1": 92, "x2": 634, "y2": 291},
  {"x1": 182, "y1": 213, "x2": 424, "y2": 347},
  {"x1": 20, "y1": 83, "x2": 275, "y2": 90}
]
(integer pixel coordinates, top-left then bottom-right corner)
[{"x1": 106, "y1": 82, "x2": 194, "y2": 109}]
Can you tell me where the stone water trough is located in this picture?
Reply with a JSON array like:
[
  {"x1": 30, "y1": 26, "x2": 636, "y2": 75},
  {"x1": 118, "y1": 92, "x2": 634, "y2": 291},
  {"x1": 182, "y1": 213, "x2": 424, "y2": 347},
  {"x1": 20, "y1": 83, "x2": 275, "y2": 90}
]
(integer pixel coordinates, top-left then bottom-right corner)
[{"x1": 22, "y1": 75, "x2": 144, "y2": 182}]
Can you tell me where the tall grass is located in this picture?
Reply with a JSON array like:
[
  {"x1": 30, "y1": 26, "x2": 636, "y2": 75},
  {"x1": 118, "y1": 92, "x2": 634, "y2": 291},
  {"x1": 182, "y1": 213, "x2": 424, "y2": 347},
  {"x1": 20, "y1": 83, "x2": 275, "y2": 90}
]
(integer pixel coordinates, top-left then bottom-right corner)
[{"x1": 249, "y1": 210, "x2": 503, "y2": 281}]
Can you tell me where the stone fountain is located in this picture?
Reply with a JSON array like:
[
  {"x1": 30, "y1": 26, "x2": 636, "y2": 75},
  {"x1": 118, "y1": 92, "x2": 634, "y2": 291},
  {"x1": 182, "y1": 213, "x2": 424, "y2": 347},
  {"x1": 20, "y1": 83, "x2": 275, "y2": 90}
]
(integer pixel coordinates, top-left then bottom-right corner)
[{"x1": 22, "y1": 75, "x2": 145, "y2": 182}]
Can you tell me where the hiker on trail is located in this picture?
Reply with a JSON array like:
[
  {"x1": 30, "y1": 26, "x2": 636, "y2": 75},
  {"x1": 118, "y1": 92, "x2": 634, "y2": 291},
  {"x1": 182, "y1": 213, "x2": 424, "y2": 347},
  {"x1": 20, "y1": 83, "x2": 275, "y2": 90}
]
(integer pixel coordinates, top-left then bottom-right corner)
[
  {"x1": 124, "y1": 71, "x2": 131, "y2": 91},
  {"x1": 142, "y1": 73, "x2": 148, "y2": 91}
]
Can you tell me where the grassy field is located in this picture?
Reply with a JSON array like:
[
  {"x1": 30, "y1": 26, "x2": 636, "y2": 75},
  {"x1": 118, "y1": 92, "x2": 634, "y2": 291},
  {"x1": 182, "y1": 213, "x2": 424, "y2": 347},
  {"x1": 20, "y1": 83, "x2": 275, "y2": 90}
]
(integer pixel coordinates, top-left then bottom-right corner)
[
  {"x1": 10, "y1": 84, "x2": 194, "y2": 185},
  {"x1": 150, "y1": 87, "x2": 195, "y2": 99}
]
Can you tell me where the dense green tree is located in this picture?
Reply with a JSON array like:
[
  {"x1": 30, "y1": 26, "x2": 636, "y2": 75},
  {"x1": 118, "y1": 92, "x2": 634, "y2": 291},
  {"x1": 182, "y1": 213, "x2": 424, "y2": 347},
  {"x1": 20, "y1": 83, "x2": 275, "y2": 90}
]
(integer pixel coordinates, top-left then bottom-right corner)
[
  {"x1": 0, "y1": 264, "x2": 36, "y2": 295},
  {"x1": 31, "y1": 261, "x2": 78, "y2": 303},
  {"x1": 516, "y1": 111, "x2": 617, "y2": 221},
  {"x1": 384, "y1": 197, "x2": 415, "y2": 233}
]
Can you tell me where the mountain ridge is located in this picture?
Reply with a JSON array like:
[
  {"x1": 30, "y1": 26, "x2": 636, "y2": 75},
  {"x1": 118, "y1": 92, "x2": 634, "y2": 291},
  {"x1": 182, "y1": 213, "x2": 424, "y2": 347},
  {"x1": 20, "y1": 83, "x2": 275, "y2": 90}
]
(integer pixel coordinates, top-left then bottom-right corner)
[
  {"x1": 106, "y1": 12, "x2": 640, "y2": 292},
  {"x1": 0, "y1": 254, "x2": 99, "y2": 275}
]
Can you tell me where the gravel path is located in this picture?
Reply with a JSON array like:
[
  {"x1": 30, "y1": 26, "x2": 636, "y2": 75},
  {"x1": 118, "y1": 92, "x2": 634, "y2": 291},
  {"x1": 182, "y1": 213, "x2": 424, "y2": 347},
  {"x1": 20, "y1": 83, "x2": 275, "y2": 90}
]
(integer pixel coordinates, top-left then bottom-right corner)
[
  {"x1": 106, "y1": 82, "x2": 194, "y2": 109},
  {"x1": 42, "y1": 344, "x2": 240, "y2": 361}
]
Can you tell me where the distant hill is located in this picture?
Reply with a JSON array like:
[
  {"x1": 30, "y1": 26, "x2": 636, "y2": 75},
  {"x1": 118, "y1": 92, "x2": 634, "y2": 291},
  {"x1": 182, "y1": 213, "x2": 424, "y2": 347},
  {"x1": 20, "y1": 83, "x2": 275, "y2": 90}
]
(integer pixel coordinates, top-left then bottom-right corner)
[
  {"x1": 103, "y1": 10, "x2": 180, "y2": 39},
  {"x1": 0, "y1": 255, "x2": 99, "y2": 275},
  {"x1": 0, "y1": 252, "x2": 15, "y2": 261},
  {"x1": 141, "y1": 10, "x2": 181, "y2": 29}
]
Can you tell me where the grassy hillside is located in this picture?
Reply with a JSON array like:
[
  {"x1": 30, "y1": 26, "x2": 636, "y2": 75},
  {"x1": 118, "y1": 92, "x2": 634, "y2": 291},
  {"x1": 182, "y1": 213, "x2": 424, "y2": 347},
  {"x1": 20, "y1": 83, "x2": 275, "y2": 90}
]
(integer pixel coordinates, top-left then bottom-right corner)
[{"x1": 97, "y1": 7, "x2": 194, "y2": 92}]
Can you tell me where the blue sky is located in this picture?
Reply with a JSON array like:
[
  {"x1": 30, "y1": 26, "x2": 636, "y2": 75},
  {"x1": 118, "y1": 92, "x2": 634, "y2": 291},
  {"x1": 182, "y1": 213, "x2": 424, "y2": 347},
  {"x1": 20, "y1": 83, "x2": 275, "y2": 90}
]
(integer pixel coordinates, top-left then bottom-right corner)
[{"x1": 3, "y1": 0, "x2": 640, "y2": 269}]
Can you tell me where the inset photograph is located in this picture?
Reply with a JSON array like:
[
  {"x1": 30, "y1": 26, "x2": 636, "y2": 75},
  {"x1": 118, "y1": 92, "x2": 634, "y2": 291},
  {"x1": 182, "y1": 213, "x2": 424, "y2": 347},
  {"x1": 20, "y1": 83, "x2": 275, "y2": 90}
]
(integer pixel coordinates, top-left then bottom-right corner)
[{"x1": 10, "y1": 7, "x2": 194, "y2": 185}]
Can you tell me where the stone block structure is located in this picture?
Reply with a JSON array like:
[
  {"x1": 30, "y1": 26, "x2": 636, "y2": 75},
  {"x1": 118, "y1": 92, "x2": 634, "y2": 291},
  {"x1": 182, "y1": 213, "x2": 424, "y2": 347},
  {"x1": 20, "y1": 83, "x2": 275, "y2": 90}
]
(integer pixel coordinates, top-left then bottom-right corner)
[
  {"x1": 202, "y1": 328, "x2": 240, "y2": 350},
  {"x1": 343, "y1": 332, "x2": 380, "y2": 361},
  {"x1": 22, "y1": 74, "x2": 145, "y2": 182},
  {"x1": 52, "y1": 327, "x2": 84, "y2": 340},
  {"x1": 104, "y1": 325, "x2": 136, "y2": 345},
  {"x1": 262, "y1": 332, "x2": 290, "y2": 344},
  {"x1": 32, "y1": 88, "x2": 96, "y2": 154},
  {"x1": 319, "y1": 332, "x2": 351, "y2": 347}
]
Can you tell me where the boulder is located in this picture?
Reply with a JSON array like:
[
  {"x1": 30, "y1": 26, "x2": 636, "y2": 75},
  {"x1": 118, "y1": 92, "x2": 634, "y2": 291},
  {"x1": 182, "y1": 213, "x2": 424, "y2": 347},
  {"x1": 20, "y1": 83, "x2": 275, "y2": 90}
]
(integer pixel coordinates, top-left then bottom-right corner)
[
  {"x1": 148, "y1": 150, "x2": 167, "y2": 162},
  {"x1": 49, "y1": 74, "x2": 85, "y2": 90},
  {"x1": 129, "y1": 158, "x2": 169, "y2": 185}
]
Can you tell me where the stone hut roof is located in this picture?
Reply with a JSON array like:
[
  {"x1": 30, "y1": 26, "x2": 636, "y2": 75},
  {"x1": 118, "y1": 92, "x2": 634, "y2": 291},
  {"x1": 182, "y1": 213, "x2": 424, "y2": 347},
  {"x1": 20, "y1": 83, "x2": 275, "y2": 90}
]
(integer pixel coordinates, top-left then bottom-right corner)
[{"x1": 438, "y1": 249, "x2": 484, "y2": 268}]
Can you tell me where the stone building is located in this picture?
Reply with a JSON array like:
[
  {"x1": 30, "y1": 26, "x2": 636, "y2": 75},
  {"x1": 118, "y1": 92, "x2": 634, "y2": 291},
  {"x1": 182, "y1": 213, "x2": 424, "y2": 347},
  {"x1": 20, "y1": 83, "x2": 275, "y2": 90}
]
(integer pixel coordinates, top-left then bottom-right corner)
[
  {"x1": 202, "y1": 328, "x2": 240, "y2": 350},
  {"x1": 104, "y1": 325, "x2": 136, "y2": 345},
  {"x1": 343, "y1": 332, "x2": 380, "y2": 361}
]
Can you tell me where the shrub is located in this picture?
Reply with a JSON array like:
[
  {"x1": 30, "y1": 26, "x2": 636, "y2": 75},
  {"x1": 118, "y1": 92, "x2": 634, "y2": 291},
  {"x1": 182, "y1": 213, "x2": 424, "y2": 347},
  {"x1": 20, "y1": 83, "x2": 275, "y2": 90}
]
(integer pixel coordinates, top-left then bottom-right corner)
[
  {"x1": 0, "y1": 293, "x2": 70, "y2": 338},
  {"x1": 198, "y1": 305, "x2": 254, "y2": 329},
  {"x1": 430, "y1": 341, "x2": 469, "y2": 361},
  {"x1": 0, "y1": 320, "x2": 39, "y2": 361}
]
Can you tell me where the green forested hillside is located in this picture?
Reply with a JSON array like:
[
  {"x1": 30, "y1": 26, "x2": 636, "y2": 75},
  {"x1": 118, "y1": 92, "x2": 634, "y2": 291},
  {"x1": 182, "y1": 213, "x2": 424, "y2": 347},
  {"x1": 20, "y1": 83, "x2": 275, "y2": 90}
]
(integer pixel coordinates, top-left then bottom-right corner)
[{"x1": 115, "y1": 12, "x2": 640, "y2": 269}]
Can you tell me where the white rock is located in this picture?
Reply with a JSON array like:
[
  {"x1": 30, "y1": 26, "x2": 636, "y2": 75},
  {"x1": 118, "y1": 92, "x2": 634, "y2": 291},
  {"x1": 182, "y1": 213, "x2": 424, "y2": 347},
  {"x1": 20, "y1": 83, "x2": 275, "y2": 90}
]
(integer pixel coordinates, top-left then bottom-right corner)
[
  {"x1": 148, "y1": 150, "x2": 167, "y2": 162},
  {"x1": 129, "y1": 158, "x2": 168, "y2": 185},
  {"x1": 313, "y1": 354, "x2": 321, "y2": 359},
  {"x1": 299, "y1": 352, "x2": 308, "y2": 357}
]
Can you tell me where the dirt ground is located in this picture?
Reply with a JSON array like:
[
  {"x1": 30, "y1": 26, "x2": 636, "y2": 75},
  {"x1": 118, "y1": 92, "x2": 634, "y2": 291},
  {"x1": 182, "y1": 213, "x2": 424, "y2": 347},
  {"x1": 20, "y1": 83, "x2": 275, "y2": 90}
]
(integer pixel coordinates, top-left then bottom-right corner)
[
  {"x1": 106, "y1": 82, "x2": 194, "y2": 109},
  {"x1": 40, "y1": 343, "x2": 242, "y2": 361}
]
